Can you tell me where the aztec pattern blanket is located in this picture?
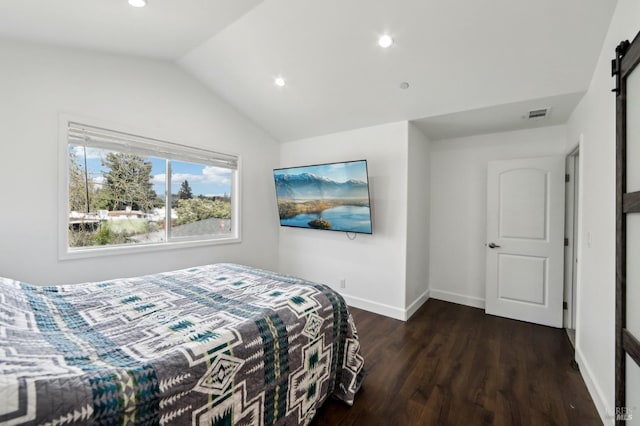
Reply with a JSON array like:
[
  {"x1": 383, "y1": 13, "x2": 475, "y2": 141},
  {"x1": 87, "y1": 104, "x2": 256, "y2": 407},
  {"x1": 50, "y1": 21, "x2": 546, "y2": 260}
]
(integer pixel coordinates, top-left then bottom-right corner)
[{"x1": 0, "y1": 263, "x2": 364, "y2": 425}]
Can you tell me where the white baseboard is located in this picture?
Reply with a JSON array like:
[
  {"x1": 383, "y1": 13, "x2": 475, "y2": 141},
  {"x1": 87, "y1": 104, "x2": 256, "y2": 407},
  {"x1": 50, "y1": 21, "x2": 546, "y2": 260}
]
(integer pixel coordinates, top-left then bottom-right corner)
[
  {"x1": 575, "y1": 347, "x2": 613, "y2": 425},
  {"x1": 405, "y1": 290, "x2": 429, "y2": 320},
  {"x1": 342, "y1": 294, "x2": 405, "y2": 320},
  {"x1": 429, "y1": 288, "x2": 485, "y2": 309},
  {"x1": 342, "y1": 290, "x2": 429, "y2": 321}
]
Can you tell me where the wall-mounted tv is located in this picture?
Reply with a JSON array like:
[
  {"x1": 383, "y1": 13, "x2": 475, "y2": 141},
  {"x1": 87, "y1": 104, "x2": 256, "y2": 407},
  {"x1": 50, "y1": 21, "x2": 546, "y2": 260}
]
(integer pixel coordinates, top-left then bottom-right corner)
[{"x1": 273, "y1": 160, "x2": 373, "y2": 234}]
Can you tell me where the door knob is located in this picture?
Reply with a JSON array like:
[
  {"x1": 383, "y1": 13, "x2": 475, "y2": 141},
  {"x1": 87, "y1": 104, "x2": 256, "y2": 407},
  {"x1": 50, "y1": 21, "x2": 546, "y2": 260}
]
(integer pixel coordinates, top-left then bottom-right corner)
[{"x1": 488, "y1": 242, "x2": 501, "y2": 249}]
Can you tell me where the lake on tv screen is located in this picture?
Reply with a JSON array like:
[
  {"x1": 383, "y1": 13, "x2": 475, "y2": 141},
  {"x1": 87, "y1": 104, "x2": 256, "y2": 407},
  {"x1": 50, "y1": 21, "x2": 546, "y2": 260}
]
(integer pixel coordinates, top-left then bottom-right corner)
[{"x1": 280, "y1": 205, "x2": 372, "y2": 233}]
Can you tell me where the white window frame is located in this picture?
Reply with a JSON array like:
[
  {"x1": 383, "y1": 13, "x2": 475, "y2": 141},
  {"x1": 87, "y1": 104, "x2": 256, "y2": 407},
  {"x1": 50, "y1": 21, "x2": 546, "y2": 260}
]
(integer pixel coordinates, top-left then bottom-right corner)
[{"x1": 58, "y1": 115, "x2": 241, "y2": 260}]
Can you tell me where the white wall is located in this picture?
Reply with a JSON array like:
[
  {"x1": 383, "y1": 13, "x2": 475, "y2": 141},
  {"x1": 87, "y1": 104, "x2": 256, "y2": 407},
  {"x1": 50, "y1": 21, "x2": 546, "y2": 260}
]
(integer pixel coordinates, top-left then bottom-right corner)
[
  {"x1": 428, "y1": 125, "x2": 567, "y2": 307},
  {"x1": 0, "y1": 39, "x2": 280, "y2": 285},
  {"x1": 405, "y1": 123, "x2": 430, "y2": 316},
  {"x1": 278, "y1": 122, "x2": 410, "y2": 319},
  {"x1": 567, "y1": 0, "x2": 640, "y2": 422}
]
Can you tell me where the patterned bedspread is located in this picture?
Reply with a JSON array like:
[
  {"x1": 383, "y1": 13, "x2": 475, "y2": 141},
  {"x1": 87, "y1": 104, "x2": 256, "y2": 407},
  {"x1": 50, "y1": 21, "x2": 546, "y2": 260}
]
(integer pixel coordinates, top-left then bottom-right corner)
[{"x1": 0, "y1": 263, "x2": 364, "y2": 425}]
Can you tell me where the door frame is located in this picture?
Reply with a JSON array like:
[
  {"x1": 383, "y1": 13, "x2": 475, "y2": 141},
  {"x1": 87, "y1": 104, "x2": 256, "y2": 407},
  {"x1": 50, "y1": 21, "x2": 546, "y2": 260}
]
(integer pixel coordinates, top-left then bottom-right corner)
[{"x1": 563, "y1": 144, "x2": 580, "y2": 334}]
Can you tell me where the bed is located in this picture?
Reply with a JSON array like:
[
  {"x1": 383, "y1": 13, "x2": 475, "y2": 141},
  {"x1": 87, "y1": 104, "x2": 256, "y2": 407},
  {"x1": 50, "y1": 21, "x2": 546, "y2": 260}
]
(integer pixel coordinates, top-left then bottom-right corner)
[{"x1": 0, "y1": 263, "x2": 364, "y2": 425}]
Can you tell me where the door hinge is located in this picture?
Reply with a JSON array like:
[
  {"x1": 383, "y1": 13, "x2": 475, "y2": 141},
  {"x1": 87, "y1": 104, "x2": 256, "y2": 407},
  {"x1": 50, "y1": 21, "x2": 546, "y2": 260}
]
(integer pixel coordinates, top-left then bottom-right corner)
[
  {"x1": 564, "y1": 238, "x2": 569, "y2": 246},
  {"x1": 563, "y1": 301, "x2": 568, "y2": 310},
  {"x1": 565, "y1": 174, "x2": 570, "y2": 182}
]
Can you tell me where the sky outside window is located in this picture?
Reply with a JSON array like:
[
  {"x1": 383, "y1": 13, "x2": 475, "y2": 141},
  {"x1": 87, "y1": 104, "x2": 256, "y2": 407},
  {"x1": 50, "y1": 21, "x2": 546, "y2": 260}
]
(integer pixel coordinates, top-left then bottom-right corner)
[{"x1": 69, "y1": 146, "x2": 231, "y2": 198}]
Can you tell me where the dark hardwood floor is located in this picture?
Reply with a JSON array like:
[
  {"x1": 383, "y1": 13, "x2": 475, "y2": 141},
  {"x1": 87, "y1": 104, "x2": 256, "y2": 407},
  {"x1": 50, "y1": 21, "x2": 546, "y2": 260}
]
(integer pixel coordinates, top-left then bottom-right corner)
[{"x1": 313, "y1": 299, "x2": 601, "y2": 426}]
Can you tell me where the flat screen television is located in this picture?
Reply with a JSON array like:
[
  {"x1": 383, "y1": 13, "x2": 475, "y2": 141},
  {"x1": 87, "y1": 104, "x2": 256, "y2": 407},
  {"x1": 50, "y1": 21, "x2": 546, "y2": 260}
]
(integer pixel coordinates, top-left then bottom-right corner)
[{"x1": 273, "y1": 160, "x2": 373, "y2": 234}]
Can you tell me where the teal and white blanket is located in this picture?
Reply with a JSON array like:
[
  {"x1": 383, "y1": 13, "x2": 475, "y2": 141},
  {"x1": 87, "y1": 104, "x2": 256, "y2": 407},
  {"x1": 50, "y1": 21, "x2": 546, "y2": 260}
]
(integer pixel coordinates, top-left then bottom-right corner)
[{"x1": 0, "y1": 263, "x2": 364, "y2": 425}]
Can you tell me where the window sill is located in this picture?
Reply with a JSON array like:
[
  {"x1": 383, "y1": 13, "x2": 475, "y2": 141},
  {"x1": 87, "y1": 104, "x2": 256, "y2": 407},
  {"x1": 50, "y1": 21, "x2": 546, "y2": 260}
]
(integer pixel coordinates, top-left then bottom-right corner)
[{"x1": 59, "y1": 236, "x2": 241, "y2": 261}]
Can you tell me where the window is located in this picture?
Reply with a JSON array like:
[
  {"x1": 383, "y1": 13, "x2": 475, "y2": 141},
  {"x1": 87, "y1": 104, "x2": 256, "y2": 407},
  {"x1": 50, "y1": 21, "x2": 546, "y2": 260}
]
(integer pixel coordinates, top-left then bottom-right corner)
[{"x1": 63, "y1": 121, "x2": 239, "y2": 256}]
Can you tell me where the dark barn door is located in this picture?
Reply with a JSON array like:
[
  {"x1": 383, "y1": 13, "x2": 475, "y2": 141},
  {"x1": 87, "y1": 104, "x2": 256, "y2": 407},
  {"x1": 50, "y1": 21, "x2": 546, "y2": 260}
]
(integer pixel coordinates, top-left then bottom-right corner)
[{"x1": 614, "y1": 29, "x2": 640, "y2": 424}]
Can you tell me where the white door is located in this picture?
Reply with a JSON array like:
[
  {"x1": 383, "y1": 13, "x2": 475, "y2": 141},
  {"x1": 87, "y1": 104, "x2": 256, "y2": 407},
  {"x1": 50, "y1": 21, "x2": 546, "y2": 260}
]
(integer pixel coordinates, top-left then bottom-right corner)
[{"x1": 485, "y1": 156, "x2": 565, "y2": 328}]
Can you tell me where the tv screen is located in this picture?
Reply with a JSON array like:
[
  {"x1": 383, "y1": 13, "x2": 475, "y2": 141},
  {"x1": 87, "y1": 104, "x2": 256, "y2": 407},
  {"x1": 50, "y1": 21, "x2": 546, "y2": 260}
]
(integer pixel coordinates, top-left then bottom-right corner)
[{"x1": 273, "y1": 160, "x2": 373, "y2": 234}]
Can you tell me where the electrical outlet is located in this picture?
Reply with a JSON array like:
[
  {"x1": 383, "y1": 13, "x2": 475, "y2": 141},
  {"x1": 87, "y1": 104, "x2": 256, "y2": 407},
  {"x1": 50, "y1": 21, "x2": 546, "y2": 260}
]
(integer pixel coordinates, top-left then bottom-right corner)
[{"x1": 339, "y1": 279, "x2": 346, "y2": 289}]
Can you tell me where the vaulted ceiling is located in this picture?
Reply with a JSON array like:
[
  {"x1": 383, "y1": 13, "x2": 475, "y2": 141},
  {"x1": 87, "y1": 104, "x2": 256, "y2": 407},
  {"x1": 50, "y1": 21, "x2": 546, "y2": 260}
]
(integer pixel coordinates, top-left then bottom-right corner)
[{"x1": 0, "y1": 0, "x2": 618, "y2": 142}]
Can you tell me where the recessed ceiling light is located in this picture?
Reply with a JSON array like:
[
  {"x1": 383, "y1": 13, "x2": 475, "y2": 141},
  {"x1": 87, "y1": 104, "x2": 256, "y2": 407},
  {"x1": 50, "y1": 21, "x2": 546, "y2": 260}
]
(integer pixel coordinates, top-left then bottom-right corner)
[
  {"x1": 378, "y1": 34, "x2": 393, "y2": 48},
  {"x1": 128, "y1": 0, "x2": 147, "y2": 7},
  {"x1": 274, "y1": 77, "x2": 286, "y2": 87}
]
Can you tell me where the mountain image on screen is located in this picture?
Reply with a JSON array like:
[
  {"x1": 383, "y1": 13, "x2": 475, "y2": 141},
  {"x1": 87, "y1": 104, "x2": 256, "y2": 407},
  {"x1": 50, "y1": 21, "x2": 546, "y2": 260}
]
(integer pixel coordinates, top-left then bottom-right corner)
[
  {"x1": 274, "y1": 173, "x2": 369, "y2": 199},
  {"x1": 273, "y1": 160, "x2": 373, "y2": 234}
]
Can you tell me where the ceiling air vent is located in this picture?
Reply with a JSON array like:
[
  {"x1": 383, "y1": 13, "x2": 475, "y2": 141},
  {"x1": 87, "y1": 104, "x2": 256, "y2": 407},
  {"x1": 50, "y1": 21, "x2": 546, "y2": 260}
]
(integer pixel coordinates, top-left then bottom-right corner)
[{"x1": 528, "y1": 108, "x2": 550, "y2": 120}]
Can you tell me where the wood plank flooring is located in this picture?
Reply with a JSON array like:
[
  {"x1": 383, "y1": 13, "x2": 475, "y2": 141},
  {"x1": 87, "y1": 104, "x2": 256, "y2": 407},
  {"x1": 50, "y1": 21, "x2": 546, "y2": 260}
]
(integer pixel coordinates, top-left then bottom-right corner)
[{"x1": 313, "y1": 299, "x2": 601, "y2": 426}]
